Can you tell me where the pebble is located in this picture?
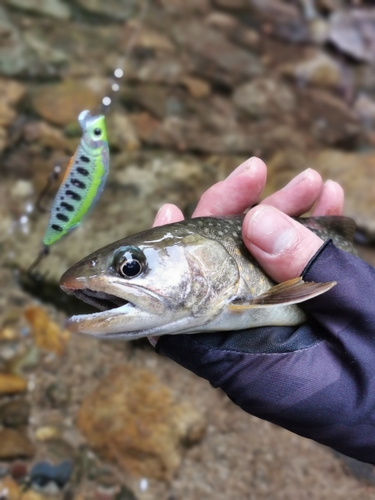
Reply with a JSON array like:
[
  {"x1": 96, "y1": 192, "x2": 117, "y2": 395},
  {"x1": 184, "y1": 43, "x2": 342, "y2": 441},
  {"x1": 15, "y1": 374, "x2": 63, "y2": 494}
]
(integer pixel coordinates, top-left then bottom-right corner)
[
  {"x1": 0, "y1": 428, "x2": 35, "y2": 460},
  {"x1": 77, "y1": 365, "x2": 206, "y2": 480},
  {"x1": 0, "y1": 398, "x2": 30, "y2": 427},
  {"x1": 0, "y1": 374, "x2": 27, "y2": 396}
]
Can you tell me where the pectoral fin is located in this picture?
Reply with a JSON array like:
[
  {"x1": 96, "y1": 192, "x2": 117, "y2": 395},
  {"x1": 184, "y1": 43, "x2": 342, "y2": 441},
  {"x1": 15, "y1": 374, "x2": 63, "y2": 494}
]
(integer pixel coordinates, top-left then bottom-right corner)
[{"x1": 229, "y1": 277, "x2": 336, "y2": 311}]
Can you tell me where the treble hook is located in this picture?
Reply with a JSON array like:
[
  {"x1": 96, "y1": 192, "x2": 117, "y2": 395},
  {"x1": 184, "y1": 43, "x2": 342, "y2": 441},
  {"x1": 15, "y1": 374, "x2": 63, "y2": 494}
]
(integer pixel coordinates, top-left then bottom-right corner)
[
  {"x1": 35, "y1": 165, "x2": 61, "y2": 213},
  {"x1": 26, "y1": 245, "x2": 50, "y2": 281}
]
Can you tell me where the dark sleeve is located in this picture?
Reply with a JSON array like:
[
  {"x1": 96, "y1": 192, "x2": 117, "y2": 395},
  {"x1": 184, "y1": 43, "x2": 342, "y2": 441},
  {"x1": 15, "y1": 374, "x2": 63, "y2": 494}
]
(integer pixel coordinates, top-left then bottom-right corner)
[{"x1": 156, "y1": 241, "x2": 375, "y2": 464}]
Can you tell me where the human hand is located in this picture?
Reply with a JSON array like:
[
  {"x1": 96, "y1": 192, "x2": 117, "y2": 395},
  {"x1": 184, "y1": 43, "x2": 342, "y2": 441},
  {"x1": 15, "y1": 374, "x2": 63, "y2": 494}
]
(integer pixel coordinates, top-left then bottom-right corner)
[
  {"x1": 153, "y1": 156, "x2": 344, "y2": 282},
  {"x1": 152, "y1": 157, "x2": 375, "y2": 465}
]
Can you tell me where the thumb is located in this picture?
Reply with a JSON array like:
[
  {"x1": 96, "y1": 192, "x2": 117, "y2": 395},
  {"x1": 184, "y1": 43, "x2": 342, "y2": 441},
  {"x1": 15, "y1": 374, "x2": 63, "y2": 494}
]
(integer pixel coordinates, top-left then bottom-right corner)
[{"x1": 243, "y1": 206, "x2": 324, "y2": 283}]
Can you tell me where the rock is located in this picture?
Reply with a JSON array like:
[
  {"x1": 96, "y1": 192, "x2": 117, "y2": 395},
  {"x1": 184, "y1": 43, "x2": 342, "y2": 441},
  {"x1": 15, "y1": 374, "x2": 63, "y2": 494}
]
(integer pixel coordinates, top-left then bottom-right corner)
[
  {"x1": 30, "y1": 81, "x2": 99, "y2": 126},
  {"x1": 157, "y1": 0, "x2": 210, "y2": 15},
  {"x1": 0, "y1": 399, "x2": 30, "y2": 427},
  {"x1": 45, "y1": 381, "x2": 71, "y2": 408},
  {"x1": 281, "y1": 51, "x2": 342, "y2": 90},
  {"x1": 107, "y1": 112, "x2": 139, "y2": 152},
  {"x1": 129, "y1": 112, "x2": 161, "y2": 142},
  {"x1": 214, "y1": 0, "x2": 248, "y2": 8},
  {"x1": 0, "y1": 7, "x2": 30, "y2": 76},
  {"x1": 0, "y1": 374, "x2": 28, "y2": 395},
  {"x1": 24, "y1": 306, "x2": 70, "y2": 356},
  {"x1": 0, "y1": 127, "x2": 7, "y2": 153},
  {"x1": 250, "y1": 0, "x2": 310, "y2": 43},
  {"x1": 126, "y1": 26, "x2": 175, "y2": 54},
  {"x1": 35, "y1": 426, "x2": 61, "y2": 441},
  {"x1": 329, "y1": 9, "x2": 375, "y2": 63},
  {"x1": 233, "y1": 78, "x2": 295, "y2": 118},
  {"x1": 0, "y1": 78, "x2": 25, "y2": 106},
  {"x1": 5, "y1": 0, "x2": 71, "y2": 19},
  {"x1": 30, "y1": 459, "x2": 73, "y2": 491},
  {"x1": 77, "y1": 0, "x2": 138, "y2": 20},
  {"x1": 299, "y1": 89, "x2": 361, "y2": 146},
  {"x1": 181, "y1": 76, "x2": 211, "y2": 98},
  {"x1": 172, "y1": 21, "x2": 263, "y2": 87},
  {"x1": 77, "y1": 365, "x2": 206, "y2": 480},
  {"x1": 354, "y1": 93, "x2": 375, "y2": 130},
  {"x1": 0, "y1": 429, "x2": 35, "y2": 460},
  {"x1": 23, "y1": 120, "x2": 72, "y2": 152},
  {"x1": 0, "y1": 477, "x2": 20, "y2": 500}
]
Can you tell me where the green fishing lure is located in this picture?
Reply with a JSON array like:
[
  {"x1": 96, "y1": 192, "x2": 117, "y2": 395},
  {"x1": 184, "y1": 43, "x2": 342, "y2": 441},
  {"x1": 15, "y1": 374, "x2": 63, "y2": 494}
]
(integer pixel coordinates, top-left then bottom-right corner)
[{"x1": 43, "y1": 110, "x2": 109, "y2": 246}]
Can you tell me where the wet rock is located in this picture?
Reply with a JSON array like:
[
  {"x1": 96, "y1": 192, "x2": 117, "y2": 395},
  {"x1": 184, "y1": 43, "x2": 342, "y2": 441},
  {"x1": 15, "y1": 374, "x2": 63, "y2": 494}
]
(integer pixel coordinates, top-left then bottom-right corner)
[
  {"x1": 10, "y1": 461, "x2": 28, "y2": 481},
  {"x1": 329, "y1": 9, "x2": 375, "y2": 63},
  {"x1": 172, "y1": 21, "x2": 263, "y2": 87},
  {"x1": 30, "y1": 460, "x2": 73, "y2": 492},
  {"x1": 0, "y1": 477, "x2": 20, "y2": 500},
  {"x1": 281, "y1": 51, "x2": 342, "y2": 90},
  {"x1": 157, "y1": 0, "x2": 210, "y2": 15},
  {"x1": 106, "y1": 112, "x2": 139, "y2": 152},
  {"x1": 77, "y1": 365, "x2": 206, "y2": 480},
  {"x1": 30, "y1": 81, "x2": 99, "y2": 126},
  {"x1": 129, "y1": 112, "x2": 161, "y2": 142},
  {"x1": 354, "y1": 93, "x2": 375, "y2": 130},
  {"x1": 251, "y1": 0, "x2": 310, "y2": 43},
  {"x1": 0, "y1": 374, "x2": 28, "y2": 395},
  {"x1": 0, "y1": 77, "x2": 25, "y2": 111},
  {"x1": 45, "y1": 381, "x2": 71, "y2": 408},
  {"x1": 181, "y1": 76, "x2": 211, "y2": 98},
  {"x1": 298, "y1": 89, "x2": 361, "y2": 146},
  {"x1": 77, "y1": 0, "x2": 138, "y2": 20},
  {"x1": 129, "y1": 26, "x2": 175, "y2": 54},
  {"x1": 0, "y1": 7, "x2": 30, "y2": 76},
  {"x1": 233, "y1": 78, "x2": 295, "y2": 118},
  {"x1": 24, "y1": 306, "x2": 70, "y2": 356},
  {"x1": 0, "y1": 428, "x2": 35, "y2": 460},
  {"x1": 0, "y1": 398, "x2": 30, "y2": 427},
  {"x1": 5, "y1": 0, "x2": 71, "y2": 19},
  {"x1": 23, "y1": 120, "x2": 72, "y2": 152},
  {"x1": 214, "y1": 0, "x2": 248, "y2": 8}
]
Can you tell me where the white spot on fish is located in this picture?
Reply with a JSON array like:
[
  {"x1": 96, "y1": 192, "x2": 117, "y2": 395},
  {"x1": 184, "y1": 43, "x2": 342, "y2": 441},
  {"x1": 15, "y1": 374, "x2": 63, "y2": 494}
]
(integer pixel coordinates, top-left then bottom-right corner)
[
  {"x1": 112, "y1": 83, "x2": 120, "y2": 92},
  {"x1": 102, "y1": 96, "x2": 111, "y2": 106},
  {"x1": 114, "y1": 68, "x2": 124, "y2": 78}
]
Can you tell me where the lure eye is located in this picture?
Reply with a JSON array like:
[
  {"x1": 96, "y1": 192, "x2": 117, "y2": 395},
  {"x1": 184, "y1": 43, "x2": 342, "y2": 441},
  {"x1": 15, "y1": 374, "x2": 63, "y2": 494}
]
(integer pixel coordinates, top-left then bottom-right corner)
[
  {"x1": 94, "y1": 128, "x2": 102, "y2": 136},
  {"x1": 112, "y1": 246, "x2": 146, "y2": 279}
]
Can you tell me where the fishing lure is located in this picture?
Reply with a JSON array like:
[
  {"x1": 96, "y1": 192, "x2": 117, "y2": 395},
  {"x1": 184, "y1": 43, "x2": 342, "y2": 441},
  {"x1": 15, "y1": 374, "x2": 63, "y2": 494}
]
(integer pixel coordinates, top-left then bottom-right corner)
[
  {"x1": 43, "y1": 109, "x2": 109, "y2": 246},
  {"x1": 27, "y1": 111, "x2": 109, "y2": 277}
]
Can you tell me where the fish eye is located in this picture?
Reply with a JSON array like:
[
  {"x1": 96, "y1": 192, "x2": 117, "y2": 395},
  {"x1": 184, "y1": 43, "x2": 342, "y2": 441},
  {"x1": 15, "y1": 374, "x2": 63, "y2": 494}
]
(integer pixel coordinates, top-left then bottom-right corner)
[
  {"x1": 94, "y1": 128, "x2": 101, "y2": 136},
  {"x1": 112, "y1": 246, "x2": 146, "y2": 279}
]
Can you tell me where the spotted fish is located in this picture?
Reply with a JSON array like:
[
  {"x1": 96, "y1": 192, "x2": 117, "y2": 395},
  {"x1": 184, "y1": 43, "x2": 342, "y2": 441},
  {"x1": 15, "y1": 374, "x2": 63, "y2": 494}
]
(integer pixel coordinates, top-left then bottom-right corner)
[
  {"x1": 43, "y1": 110, "x2": 109, "y2": 246},
  {"x1": 59, "y1": 215, "x2": 356, "y2": 340}
]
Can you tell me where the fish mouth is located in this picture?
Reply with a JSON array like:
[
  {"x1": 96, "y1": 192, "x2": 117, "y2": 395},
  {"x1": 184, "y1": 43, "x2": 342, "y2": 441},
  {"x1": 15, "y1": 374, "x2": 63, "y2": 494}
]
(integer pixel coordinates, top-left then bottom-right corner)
[
  {"x1": 60, "y1": 275, "x2": 173, "y2": 339},
  {"x1": 69, "y1": 288, "x2": 129, "y2": 312}
]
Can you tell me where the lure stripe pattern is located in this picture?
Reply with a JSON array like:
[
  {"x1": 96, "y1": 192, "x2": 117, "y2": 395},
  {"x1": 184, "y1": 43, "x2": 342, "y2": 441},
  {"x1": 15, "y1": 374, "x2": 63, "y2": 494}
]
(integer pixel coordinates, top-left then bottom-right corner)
[{"x1": 43, "y1": 111, "x2": 110, "y2": 246}]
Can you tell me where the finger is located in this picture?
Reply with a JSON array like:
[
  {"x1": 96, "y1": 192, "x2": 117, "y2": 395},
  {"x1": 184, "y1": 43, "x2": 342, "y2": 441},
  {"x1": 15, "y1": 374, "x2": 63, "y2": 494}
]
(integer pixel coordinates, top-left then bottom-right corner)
[
  {"x1": 153, "y1": 204, "x2": 184, "y2": 228},
  {"x1": 243, "y1": 205, "x2": 324, "y2": 283},
  {"x1": 311, "y1": 180, "x2": 344, "y2": 216},
  {"x1": 193, "y1": 157, "x2": 267, "y2": 217},
  {"x1": 261, "y1": 168, "x2": 323, "y2": 216}
]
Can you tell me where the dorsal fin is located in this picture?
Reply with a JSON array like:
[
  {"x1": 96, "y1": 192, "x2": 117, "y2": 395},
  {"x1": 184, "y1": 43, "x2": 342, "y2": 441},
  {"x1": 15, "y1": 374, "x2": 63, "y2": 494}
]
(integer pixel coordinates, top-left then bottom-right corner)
[{"x1": 297, "y1": 216, "x2": 357, "y2": 242}]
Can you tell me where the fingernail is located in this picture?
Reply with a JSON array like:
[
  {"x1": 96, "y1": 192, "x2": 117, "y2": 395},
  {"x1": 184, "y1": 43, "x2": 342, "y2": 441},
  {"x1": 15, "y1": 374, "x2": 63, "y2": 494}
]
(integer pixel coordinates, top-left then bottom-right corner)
[
  {"x1": 246, "y1": 206, "x2": 298, "y2": 255},
  {"x1": 281, "y1": 168, "x2": 312, "y2": 190},
  {"x1": 227, "y1": 157, "x2": 254, "y2": 179}
]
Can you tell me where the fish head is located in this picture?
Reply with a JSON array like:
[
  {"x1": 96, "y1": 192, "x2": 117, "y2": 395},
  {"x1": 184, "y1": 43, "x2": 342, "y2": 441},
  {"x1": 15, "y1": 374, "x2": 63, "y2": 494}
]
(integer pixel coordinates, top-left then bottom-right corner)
[{"x1": 60, "y1": 222, "x2": 241, "y2": 339}]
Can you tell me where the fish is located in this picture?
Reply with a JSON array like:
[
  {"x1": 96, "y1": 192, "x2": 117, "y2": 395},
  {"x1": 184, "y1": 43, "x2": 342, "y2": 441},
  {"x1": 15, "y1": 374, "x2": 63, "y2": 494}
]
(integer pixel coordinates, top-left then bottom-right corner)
[
  {"x1": 42, "y1": 110, "x2": 109, "y2": 246},
  {"x1": 59, "y1": 215, "x2": 357, "y2": 340}
]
